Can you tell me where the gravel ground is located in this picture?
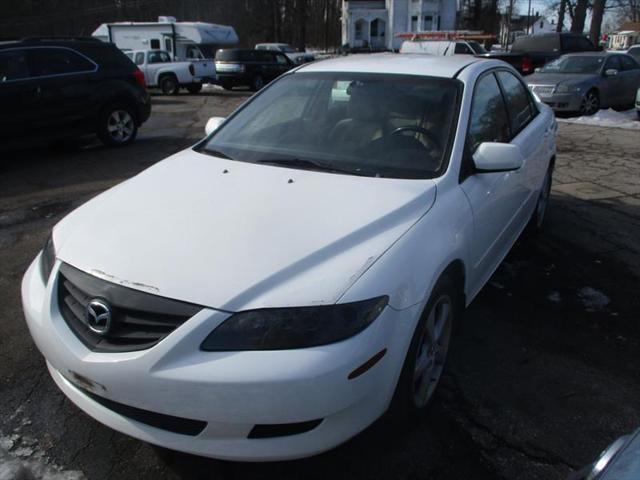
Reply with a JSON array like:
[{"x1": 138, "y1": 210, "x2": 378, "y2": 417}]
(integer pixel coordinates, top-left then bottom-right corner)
[{"x1": 1, "y1": 90, "x2": 639, "y2": 480}]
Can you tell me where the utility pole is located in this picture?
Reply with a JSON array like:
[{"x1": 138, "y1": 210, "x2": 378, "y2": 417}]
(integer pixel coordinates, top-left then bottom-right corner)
[
  {"x1": 506, "y1": 0, "x2": 514, "y2": 49},
  {"x1": 527, "y1": 0, "x2": 532, "y2": 34}
]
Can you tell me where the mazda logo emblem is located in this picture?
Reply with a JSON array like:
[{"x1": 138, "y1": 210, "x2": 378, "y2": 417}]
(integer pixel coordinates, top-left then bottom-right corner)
[{"x1": 86, "y1": 299, "x2": 112, "y2": 334}]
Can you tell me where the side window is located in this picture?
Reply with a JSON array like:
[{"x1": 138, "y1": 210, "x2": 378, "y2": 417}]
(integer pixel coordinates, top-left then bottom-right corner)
[
  {"x1": 620, "y1": 55, "x2": 639, "y2": 71},
  {"x1": 0, "y1": 50, "x2": 29, "y2": 82},
  {"x1": 275, "y1": 53, "x2": 289, "y2": 65},
  {"x1": 604, "y1": 56, "x2": 622, "y2": 72},
  {"x1": 134, "y1": 52, "x2": 145, "y2": 65},
  {"x1": 454, "y1": 42, "x2": 472, "y2": 54},
  {"x1": 496, "y1": 71, "x2": 534, "y2": 136},
  {"x1": 148, "y1": 51, "x2": 170, "y2": 63},
  {"x1": 150, "y1": 39, "x2": 160, "y2": 50},
  {"x1": 467, "y1": 73, "x2": 510, "y2": 153},
  {"x1": 27, "y1": 48, "x2": 94, "y2": 77}
]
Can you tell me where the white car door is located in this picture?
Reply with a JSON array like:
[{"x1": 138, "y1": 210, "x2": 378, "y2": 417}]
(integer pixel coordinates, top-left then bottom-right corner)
[
  {"x1": 459, "y1": 70, "x2": 534, "y2": 294},
  {"x1": 495, "y1": 70, "x2": 548, "y2": 216}
]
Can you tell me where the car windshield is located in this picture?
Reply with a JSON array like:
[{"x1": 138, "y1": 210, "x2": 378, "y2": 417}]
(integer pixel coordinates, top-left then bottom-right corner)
[
  {"x1": 197, "y1": 72, "x2": 460, "y2": 179},
  {"x1": 541, "y1": 56, "x2": 604, "y2": 74},
  {"x1": 468, "y1": 41, "x2": 487, "y2": 54}
]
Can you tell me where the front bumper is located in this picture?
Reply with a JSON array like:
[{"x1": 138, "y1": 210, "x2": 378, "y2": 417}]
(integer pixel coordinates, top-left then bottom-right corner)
[
  {"x1": 537, "y1": 92, "x2": 583, "y2": 112},
  {"x1": 22, "y1": 257, "x2": 417, "y2": 461}
]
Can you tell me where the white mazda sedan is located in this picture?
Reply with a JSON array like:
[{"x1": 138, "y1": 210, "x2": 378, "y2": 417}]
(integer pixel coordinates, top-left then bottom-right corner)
[{"x1": 22, "y1": 54, "x2": 556, "y2": 461}]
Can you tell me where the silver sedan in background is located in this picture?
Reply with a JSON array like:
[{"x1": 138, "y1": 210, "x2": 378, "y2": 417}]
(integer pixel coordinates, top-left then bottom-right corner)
[{"x1": 526, "y1": 52, "x2": 640, "y2": 115}]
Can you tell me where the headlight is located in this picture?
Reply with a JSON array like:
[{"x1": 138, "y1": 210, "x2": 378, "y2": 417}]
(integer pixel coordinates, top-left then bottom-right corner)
[
  {"x1": 555, "y1": 84, "x2": 581, "y2": 94},
  {"x1": 40, "y1": 234, "x2": 56, "y2": 283},
  {"x1": 201, "y1": 296, "x2": 388, "y2": 351}
]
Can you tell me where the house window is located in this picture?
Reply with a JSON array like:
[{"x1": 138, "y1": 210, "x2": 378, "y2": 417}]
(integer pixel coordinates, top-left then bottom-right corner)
[
  {"x1": 150, "y1": 39, "x2": 160, "y2": 49},
  {"x1": 411, "y1": 16, "x2": 418, "y2": 32},
  {"x1": 423, "y1": 15, "x2": 433, "y2": 31},
  {"x1": 355, "y1": 19, "x2": 366, "y2": 40}
]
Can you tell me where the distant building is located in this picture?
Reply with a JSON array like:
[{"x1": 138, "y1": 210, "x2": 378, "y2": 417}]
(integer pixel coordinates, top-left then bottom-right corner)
[
  {"x1": 341, "y1": 0, "x2": 457, "y2": 51},
  {"x1": 499, "y1": 14, "x2": 557, "y2": 46}
]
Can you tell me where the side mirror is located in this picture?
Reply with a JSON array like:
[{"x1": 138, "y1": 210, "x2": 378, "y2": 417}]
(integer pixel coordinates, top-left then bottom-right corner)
[
  {"x1": 604, "y1": 68, "x2": 619, "y2": 77},
  {"x1": 205, "y1": 116, "x2": 226, "y2": 136},
  {"x1": 472, "y1": 142, "x2": 524, "y2": 173}
]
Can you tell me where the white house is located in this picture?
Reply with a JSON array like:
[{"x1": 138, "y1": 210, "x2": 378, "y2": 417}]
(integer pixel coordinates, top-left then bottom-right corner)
[{"x1": 341, "y1": 0, "x2": 457, "y2": 51}]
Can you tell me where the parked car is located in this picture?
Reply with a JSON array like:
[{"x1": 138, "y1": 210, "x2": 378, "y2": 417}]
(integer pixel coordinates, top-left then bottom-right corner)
[
  {"x1": 568, "y1": 428, "x2": 640, "y2": 480},
  {"x1": 626, "y1": 44, "x2": 640, "y2": 63},
  {"x1": 478, "y1": 33, "x2": 599, "y2": 75},
  {"x1": 22, "y1": 54, "x2": 556, "y2": 461},
  {"x1": 255, "y1": 43, "x2": 315, "y2": 64},
  {"x1": 526, "y1": 52, "x2": 640, "y2": 115},
  {"x1": 399, "y1": 39, "x2": 487, "y2": 55},
  {"x1": 636, "y1": 86, "x2": 640, "y2": 119},
  {"x1": 0, "y1": 37, "x2": 150, "y2": 148},
  {"x1": 124, "y1": 49, "x2": 215, "y2": 94},
  {"x1": 214, "y1": 48, "x2": 294, "y2": 91}
]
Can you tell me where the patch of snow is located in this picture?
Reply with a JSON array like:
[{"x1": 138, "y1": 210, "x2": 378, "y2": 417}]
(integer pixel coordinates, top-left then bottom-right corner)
[
  {"x1": 547, "y1": 291, "x2": 562, "y2": 304},
  {"x1": 0, "y1": 433, "x2": 85, "y2": 480},
  {"x1": 577, "y1": 287, "x2": 610, "y2": 312},
  {"x1": 557, "y1": 108, "x2": 640, "y2": 130}
]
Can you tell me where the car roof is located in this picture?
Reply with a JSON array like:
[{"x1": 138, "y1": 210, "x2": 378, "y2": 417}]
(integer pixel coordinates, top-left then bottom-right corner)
[{"x1": 297, "y1": 53, "x2": 479, "y2": 78}]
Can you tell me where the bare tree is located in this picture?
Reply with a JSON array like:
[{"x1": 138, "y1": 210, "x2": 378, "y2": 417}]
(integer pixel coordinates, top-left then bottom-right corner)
[
  {"x1": 571, "y1": 0, "x2": 589, "y2": 32},
  {"x1": 589, "y1": 0, "x2": 606, "y2": 44}
]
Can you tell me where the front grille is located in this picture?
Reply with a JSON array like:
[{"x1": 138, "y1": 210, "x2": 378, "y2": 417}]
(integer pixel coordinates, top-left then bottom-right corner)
[
  {"x1": 533, "y1": 85, "x2": 554, "y2": 96},
  {"x1": 57, "y1": 263, "x2": 203, "y2": 353}
]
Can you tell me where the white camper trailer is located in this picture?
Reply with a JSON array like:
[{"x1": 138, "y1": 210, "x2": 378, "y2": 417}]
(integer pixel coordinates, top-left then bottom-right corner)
[{"x1": 92, "y1": 16, "x2": 238, "y2": 60}]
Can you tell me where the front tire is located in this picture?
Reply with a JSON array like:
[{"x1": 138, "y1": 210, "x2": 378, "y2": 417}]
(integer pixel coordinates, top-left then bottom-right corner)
[
  {"x1": 251, "y1": 75, "x2": 265, "y2": 91},
  {"x1": 159, "y1": 75, "x2": 179, "y2": 95},
  {"x1": 526, "y1": 166, "x2": 553, "y2": 235},
  {"x1": 390, "y1": 275, "x2": 458, "y2": 421},
  {"x1": 96, "y1": 103, "x2": 138, "y2": 147},
  {"x1": 579, "y1": 90, "x2": 599, "y2": 116}
]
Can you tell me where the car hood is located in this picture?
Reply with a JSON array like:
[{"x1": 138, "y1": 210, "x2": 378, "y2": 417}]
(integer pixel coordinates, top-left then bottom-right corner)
[
  {"x1": 54, "y1": 149, "x2": 436, "y2": 312},
  {"x1": 527, "y1": 72, "x2": 598, "y2": 86}
]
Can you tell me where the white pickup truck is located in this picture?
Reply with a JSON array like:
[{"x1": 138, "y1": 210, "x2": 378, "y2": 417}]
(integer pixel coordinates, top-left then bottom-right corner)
[{"x1": 125, "y1": 50, "x2": 216, "y2": 95}]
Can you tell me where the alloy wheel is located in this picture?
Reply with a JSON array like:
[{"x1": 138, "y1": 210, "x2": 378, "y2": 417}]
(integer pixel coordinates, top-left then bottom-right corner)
[
  {"x1": 413, "y1": 295, "x2": 453, "y2": 408},
  {"x1": 107, "y1": 110, "x2": 134, "y2": 143},
  {"x1": 580, "y1": 92, "x2": 599, "y2": 116}
]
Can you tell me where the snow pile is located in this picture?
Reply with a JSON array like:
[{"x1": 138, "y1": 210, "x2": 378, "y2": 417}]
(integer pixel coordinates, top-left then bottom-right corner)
[
  {"x1": 558, "y1": 108, "x2": 640, "y2": 130},
  {"x1": 0, "y1": 433, "x2": 85, "y2": 480}
]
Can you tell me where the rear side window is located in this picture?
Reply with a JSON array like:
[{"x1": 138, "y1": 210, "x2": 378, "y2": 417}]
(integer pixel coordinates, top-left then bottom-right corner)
[
  {"x1": 0, "y1": 50, "x2": 29, "y2": 82},
  {"x1": 454, "y1": 43, "x2": 472, "y2": 54},
  {"x1": 27, "y1": 48, "x2": 95, "y2": 77},
  {"x1": 467, "y1": 73, "x2": 510, "y2": 152},
  {"x1": 275, "y1": 53, "x2": 289, "y2": 65},
  {"x1": 562, "y1": 36, "x2": 594, "y2": 53},
  {"x1": 620, "y1": 55, "x2": 639, "y2": 70},
  {"x1": 512, "y1": 34, "x2": 558, "y2": 53},
  {"x1": 134, "y1": 52, "x2": 144, "y2": 65},
  {"x1": 148, "y1": 51, "x2": 171, "y2": 63},
  {"x1": 496, "y1": 71, "x2": 534, "y2": 136},
  {"x1": 604, "y1": 56, "x2": 622, "y2": 71}
]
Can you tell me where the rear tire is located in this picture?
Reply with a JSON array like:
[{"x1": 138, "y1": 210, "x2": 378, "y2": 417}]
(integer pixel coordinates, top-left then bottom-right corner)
[
  {"x1": 221, "y1": 82, "x2": 234, "y2": 91},
  {"x1": 251, "y1": 75, "x2": 265, "y2": 91},
  {"x1": 159, "y1": 75, "x2": 179, "y2": 95},
  {"x1": 96, "y1": 103, "x2": 138, "y2": 147},
  {"x1": 389, "y1": 275, "x2": 459, "y2": 422},
  {"x1": 186, "y1": 83, "x2": 203, "y2": 94}
]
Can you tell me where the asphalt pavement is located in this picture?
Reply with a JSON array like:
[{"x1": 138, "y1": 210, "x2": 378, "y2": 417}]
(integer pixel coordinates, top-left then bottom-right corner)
[{"x1": 1, "y1": 89, "x2": 639, "y2": 480}]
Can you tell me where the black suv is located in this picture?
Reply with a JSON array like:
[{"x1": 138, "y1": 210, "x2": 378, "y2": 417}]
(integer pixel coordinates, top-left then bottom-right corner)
[
  {"x1": 215, "y1": 49, "x2": 294, "y2": 91},
  {"x1": 0, "y1": 38, "x2": 151, "y2": 148}
]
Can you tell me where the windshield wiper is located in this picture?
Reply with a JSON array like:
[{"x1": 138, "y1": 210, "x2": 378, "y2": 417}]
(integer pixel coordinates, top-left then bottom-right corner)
[
  {"x1": 199, "y1": 148, "x2": 233, "y2": 160},
  {"x1": 258, "y1": 158, "x2": 371, "y2": 177}
]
